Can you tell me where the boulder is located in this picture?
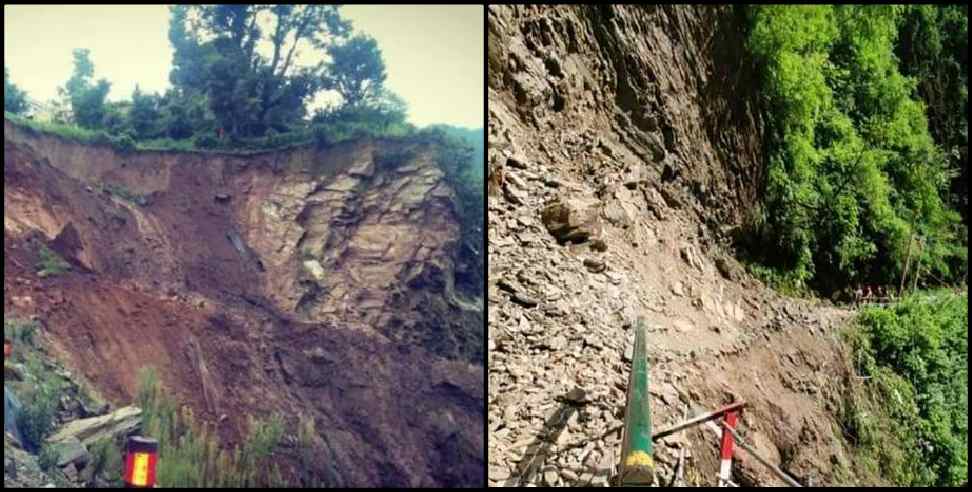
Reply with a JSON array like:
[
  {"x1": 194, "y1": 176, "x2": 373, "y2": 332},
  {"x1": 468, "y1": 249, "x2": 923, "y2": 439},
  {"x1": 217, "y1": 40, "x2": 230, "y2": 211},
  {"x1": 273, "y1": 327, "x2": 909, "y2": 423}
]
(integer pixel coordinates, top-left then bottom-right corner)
[
  {"x1": 506, "y1": 154, "x2": 529, "y2": 170},
  {"x1": 52, "y1": 436, "x2": 90, "y2": 468},
  {"x1": 541, "y1": 196, "x2": 602, "y2": 243},
  {"x1": 46, "y1": 406, "x2": 141, "y2": 448},
  {"x1": 583, "y1": 258, "x2": 606, "y2": 273},
  {"x1": 602, "y1": 199, "x2": 633, "y2": 228}
]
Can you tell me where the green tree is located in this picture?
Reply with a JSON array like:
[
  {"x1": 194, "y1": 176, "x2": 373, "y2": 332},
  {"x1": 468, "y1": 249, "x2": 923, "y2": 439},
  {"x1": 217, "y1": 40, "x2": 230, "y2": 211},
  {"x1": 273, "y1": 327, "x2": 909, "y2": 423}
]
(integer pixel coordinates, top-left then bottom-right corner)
[
  {"x1": 102, "y1": 100, "x2": 131, "y2": 136},
  {"x1": 323, "y1": 34, "x2": 387, "y2": 110},
  {"x1": 157, "y1": 88, "x2": 212, "y2": 140},
  {"x1": 894, "y1": 5, "x2": 968, "y2": 242},
  {"x1": 130, "y1": 85, "x2": 162, "y2": 139},
  {"x1": 62, "y1": 49, "x2": 111, "y2": 129},
  {"x1": 4, "y1": 66, "x2": 30, "y2": 115},
  {"x1": 744, "y1": 5, "x2": 964, "y2": 294},
  {"x1": 168, "y1": 5, "x2": 352, "y2": 138}
]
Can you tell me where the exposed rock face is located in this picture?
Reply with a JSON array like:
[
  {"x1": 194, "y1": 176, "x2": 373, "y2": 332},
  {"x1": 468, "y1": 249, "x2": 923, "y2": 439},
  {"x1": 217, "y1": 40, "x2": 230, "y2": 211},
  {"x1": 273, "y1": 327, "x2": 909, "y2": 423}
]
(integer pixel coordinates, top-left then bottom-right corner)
[
  {"x1": 46, "y1": 406, "x2": 142, "y2": 448},
  {"x1": 3, "y1": 119, "x2": 484, "y2": 487},
  {"x1": 488, "y1": 4, "x2": 764, "y2": 230},
  {"x1": 239, "y1": 147, "x2": 465, "y2": 349}
]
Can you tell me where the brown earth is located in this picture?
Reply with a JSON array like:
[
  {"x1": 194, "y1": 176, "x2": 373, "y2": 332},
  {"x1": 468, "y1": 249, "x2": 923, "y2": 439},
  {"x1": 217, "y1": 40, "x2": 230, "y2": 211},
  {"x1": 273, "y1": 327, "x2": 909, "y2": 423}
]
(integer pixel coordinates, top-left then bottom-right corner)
[
  {"x1": 3, "y1": 119, "x2": 484, "y2": 487},
  {"x1": 487, "y1": 4, "x2": 873, "y2": 487}
]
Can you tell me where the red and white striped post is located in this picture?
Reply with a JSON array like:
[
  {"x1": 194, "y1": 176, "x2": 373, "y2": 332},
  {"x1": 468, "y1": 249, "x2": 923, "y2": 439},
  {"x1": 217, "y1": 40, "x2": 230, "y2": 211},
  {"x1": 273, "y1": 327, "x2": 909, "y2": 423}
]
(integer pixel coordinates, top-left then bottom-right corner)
[{"x1": 718, "y1": 410, "x2": 738, "y2": 487}]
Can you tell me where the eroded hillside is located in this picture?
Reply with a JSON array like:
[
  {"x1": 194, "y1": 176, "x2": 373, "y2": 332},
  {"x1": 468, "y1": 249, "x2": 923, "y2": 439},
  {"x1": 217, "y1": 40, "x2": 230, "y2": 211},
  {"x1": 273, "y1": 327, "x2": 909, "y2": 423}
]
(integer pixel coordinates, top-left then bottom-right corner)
[
  {"x1": 3, "y1": 118, "x2": 484, "y2": 487},
  {"x1": 488, "y1": 5, "x2": 874, "y2": 486}
]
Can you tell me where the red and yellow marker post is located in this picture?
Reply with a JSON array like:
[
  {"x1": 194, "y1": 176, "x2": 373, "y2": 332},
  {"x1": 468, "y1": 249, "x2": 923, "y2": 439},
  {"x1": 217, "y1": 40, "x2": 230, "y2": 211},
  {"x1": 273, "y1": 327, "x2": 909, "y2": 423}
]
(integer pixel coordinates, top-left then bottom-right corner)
[{"x1": 124, "y1": 436, "x2": 159, "y2": 488}]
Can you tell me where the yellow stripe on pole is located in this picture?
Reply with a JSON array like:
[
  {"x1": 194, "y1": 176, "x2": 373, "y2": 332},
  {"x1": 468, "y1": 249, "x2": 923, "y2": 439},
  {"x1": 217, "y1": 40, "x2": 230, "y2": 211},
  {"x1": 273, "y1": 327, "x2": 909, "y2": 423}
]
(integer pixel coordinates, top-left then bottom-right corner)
[
  {"x1": 624, "y1": 450, "x2": 654, "y2": 468},
  {"x1": 132, "y1": 453, "x2": 150, "y2": 487}
]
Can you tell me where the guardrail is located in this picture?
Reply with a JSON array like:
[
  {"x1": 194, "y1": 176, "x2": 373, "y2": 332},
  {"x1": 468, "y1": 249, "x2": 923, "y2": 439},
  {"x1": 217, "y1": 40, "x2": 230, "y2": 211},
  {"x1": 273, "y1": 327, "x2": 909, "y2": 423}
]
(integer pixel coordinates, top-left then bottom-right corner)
[
  {"x1": 616, "y1": 318, "x2": 806, "y2": 487},
  {"x1": 617, "y1": 319, "x2": 654, "y2": 486}
]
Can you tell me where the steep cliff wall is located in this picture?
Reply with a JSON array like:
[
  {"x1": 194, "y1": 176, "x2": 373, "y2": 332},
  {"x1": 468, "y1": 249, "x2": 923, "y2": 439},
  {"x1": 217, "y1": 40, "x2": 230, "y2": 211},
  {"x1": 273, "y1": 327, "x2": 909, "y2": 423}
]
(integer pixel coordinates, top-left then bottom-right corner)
[
  {"x1": 3, "y1": 118, "x2": 484, "y2": 487},
  {"x1": 489, "y1": 4, "x2": 764, "y2": 230}
]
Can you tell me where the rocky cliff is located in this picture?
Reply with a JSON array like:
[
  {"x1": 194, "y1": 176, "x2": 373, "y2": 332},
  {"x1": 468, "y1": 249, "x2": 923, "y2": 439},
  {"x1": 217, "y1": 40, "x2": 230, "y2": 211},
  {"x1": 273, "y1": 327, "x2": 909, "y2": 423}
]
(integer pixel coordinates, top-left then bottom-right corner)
[
  {"x1": 3, "y1": 118, "x2": 484, "y2": 487},
  {"x1": 489, "y1": 4, "x2": 764, "y2": 231}
]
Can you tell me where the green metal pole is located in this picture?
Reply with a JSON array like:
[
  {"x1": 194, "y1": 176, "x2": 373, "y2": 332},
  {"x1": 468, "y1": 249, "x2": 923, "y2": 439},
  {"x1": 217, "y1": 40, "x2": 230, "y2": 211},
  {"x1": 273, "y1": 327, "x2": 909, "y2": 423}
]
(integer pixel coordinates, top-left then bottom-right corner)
[{"x1": 619, "y1": 318, "x2": 654, "y2": 486}]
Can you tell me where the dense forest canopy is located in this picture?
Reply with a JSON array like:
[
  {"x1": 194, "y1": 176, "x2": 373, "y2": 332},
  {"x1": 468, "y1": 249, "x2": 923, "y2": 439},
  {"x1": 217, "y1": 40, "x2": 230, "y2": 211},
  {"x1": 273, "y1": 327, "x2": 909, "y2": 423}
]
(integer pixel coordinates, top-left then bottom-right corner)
[{"x1": 742, "y1": 4, "x2": 967, "y2": 297}]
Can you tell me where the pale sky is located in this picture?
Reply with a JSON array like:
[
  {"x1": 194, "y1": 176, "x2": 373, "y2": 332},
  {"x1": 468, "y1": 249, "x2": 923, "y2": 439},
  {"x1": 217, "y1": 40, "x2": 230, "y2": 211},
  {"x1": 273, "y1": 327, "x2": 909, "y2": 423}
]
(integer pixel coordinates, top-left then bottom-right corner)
[{"x1": 3, "y1": 4, "x2": 484, "y2": 129}]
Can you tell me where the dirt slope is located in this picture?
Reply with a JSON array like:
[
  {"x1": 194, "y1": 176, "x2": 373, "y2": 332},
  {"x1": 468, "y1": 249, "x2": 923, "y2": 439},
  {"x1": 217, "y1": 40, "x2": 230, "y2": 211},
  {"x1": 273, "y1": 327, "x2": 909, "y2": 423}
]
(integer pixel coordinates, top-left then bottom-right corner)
[
  {"x1": 3, "y1": 119, "x2": 484, "y2": 487},
  {"x1": 488, "y1": 5, "x2": 868, "y2": 486}
]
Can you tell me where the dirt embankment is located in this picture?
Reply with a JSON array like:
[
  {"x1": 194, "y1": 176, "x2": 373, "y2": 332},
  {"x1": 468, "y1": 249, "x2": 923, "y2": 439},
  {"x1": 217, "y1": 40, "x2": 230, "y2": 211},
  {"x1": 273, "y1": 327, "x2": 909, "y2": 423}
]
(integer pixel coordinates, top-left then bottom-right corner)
[
  {"x1": 3, "y1": 119, "x2": 484, "y2": 487},
  {"x1": 488, "y1": 5, "x2": 869, "y2": 486}
]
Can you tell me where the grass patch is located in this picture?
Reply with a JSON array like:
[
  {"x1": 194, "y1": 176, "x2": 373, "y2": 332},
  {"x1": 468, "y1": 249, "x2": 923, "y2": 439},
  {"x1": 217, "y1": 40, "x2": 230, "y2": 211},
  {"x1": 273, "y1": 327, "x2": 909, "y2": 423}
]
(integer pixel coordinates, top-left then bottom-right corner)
[
  {"x1": 840, "y1": 288, "x2": 967, "y2": 486},
  {"x1": 5, "y1": 112, "x2": 136, "y2": 153},
  {"x1": 136, "y1": 367, "x2": 287, "y2": 488},
  {"x1": 6, "y1": 111, "x2": 418, "y2": 156},
  {"x1": 36, "y1": 245, "x2": 71, "y2": 278}
]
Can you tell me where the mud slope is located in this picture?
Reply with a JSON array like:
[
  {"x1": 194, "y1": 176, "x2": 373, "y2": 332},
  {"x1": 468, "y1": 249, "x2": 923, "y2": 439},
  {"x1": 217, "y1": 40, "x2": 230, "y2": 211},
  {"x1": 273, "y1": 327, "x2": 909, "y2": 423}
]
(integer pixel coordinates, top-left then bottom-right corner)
[
  {"x1": 488, "y1": 5, "x2": 867, "y2": 486},
  {"x1": 3, "y1": 119, "x2": 484, "y2": 488}
]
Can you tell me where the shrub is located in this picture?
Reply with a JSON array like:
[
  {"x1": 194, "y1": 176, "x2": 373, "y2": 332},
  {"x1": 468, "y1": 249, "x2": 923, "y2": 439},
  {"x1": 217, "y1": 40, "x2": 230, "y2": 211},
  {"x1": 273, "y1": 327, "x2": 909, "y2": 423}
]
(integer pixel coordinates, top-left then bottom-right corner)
[
  {"x1": 38, "y1": 443, "x2": 60, "y2": 472},
  {"x1": 4, "y1": 318, "x2": 38, "y2": 349},
  {"x1": 193, "y1": 134, "x2": 220, "y2": 149},
  {"x1": 17, "y1": 353, "x2": 64, "y2": 452},
  {"x1": 88, "y1": 438, "x2": 124, "y2": 487},
  {"x1": 843, "y1": 288, "x2": 968, "y2": 486},
  {"x1": 36, "y1": 245, "x2": 71, "y2": 278},
  {"x1": 110, "y1": 133, "x2": 137, "y2": 153}
]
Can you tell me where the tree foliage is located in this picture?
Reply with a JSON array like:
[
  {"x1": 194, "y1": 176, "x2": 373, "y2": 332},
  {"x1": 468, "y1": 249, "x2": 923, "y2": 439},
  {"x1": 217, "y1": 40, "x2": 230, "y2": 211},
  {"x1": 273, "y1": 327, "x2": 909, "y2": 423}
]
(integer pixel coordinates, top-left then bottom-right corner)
[
  {"x1": 7, "y1": 5, "x2": 418, "y2": 155},
  {"x1": 323, "y1": 34, "x2": 387, "y2": 109},
  {"x1": 894, "y1": 5, "x2": 968, "y2": 224},
  {"x1": 130, "y1": 85, "x2": 162, "y2": 139},
  {"x1": 62, "y1": 49, "x2": 112, "y2": 130},
  {"x1": 168, "y1": 5, "x2": 352, "y2": 138},
  {"x1": 744, "y1": 5, "x2": 966, "y2": 295},
  {"x1": 4, "y1": 66, "x2": 30, "y2": 115}
]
